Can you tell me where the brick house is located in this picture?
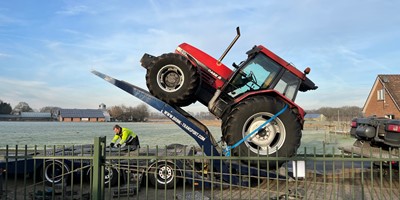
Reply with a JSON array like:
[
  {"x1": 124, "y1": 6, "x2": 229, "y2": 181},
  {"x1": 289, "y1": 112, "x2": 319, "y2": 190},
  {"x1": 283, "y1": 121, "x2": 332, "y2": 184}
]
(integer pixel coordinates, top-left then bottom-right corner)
[{"x1": 362, "y1": 75, "x2": 400, "y2": 119}]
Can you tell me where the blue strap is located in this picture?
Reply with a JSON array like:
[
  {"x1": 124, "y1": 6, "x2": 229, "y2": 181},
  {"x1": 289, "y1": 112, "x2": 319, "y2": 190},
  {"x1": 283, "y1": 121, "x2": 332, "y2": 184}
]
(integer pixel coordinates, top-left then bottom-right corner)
[{"x1": 223, "y1": 104, "x2": 288, "y2": 156}]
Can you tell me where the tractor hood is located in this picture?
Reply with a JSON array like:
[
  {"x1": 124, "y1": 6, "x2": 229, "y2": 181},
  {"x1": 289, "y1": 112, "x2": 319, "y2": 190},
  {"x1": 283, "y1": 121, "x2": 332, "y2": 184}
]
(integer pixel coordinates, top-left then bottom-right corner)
[{"x1": 176, "y1": 43, "x2": 234, "y2": 81}]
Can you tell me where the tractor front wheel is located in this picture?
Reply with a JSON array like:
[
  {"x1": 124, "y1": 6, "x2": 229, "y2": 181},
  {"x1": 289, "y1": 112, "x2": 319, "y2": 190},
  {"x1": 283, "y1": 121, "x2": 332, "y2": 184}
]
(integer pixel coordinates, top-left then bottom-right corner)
[
  {"x1": 222, "y1": 96, "x2": 302, "y2": 169},
  {"x1": 145, "y1": 53, "x2": 199, "y2": 107}
]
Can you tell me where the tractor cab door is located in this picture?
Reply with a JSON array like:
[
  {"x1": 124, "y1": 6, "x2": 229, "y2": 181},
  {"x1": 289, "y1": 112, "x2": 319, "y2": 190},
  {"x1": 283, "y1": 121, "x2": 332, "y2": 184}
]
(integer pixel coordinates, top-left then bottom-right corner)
[{"x1": 273, "y1": 70, "x2": 302, "y2": 101}]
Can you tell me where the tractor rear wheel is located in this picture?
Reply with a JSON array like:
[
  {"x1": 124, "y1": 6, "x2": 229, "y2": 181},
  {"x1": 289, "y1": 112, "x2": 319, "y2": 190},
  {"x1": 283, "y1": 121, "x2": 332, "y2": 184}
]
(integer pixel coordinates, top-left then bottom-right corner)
[
  {"x1": 145, "y1": 53, "x2": 199, "y2": 107},
  {"x1": 222, "y1": 96, "x2": 302, "y2": 169}
]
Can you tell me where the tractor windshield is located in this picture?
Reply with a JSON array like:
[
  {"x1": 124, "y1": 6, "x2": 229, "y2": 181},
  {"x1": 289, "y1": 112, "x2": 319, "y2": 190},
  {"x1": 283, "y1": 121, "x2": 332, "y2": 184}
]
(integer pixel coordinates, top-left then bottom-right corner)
[
  {"x1": 226, "y1": 54, "x2": 280, "y2": 96},
  {"x1": 226, "y1": 53, "x2": 300, "y2": 100}
]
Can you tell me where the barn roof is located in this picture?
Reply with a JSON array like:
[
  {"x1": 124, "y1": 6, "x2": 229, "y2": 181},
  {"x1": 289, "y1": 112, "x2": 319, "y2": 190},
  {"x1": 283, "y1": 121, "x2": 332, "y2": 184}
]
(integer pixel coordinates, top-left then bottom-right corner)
[
  {"x1": 59, "y1": 109, "x2": 105, "y2": 118},
  {"x1": 304, "y1": 113, "x2": 323, "y2": 118},
  {"x1": 0, "y1": 114, "x2": 18, "y2": 118},
  {"x1": 20, "y1": 112, "x2": 51, "y2": 118}
]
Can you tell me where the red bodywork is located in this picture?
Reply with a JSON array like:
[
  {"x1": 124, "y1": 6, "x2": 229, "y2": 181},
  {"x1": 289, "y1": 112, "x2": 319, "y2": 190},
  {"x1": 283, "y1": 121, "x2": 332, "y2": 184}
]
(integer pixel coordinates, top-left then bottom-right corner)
[{"x1": 257, "y1": 45, "x2": 307, "y2": 81}]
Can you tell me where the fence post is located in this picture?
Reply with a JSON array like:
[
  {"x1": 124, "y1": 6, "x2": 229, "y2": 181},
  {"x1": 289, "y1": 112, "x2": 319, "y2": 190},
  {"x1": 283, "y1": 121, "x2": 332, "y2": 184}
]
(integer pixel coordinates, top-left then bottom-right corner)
[
  {"x1": 92, "y1": 137, "x2": 106, "y2": 200},
  {"x1": 0, "y1": 168, "x2": 3, "y2": 197}
]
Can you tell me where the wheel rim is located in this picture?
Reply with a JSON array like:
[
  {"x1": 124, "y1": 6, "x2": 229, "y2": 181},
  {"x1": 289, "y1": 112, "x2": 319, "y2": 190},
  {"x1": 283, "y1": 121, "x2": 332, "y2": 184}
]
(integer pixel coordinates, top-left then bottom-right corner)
[
  {"x1": 242, "y1": 112, "x2": 286, "y2": 155},
  {"x1": 104, "y1": 167, "x2": 114, "y2": 184},
  {"x1": 44, "y1": 161, "x2": 69, "y2": 184},
  {"x1": 157, "y1": 65, "x2": 184, "y2": 92},
  {"x1": 156, "y1": 164, "x2": 174, "y2": 185},
  {"x1": 86, "y1": 166, "x2": 115, "y2": 185}
]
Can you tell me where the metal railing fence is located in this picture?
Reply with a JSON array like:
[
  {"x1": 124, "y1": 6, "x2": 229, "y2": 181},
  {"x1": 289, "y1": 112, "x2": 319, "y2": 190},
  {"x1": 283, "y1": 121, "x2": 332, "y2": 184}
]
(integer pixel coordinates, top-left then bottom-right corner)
[{"x1": 0, "y1": 138, "x2": 399, "y2": 199}]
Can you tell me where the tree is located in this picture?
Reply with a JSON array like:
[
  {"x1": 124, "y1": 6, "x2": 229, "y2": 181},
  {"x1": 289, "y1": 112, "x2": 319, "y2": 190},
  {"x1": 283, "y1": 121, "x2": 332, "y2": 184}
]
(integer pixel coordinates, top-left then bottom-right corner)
[
  {"x1": 12, "y1": 102, "x2": 33, "y2": 113},
  {"x1": 107, "y1": 104, "x2": 150, "y2": 122},
  {"x1": 305, "y1": 106, "x2": 363, "y2": 122},
  {"x1": 134, "y1": 103, "x2": 149, "y2": 122},
  {"x1": 40, "y1": 106, "x2": 61, "y2": 113},
  {"x1": 40, "y1": 106, "x2": 61, "y2": 118},
  {"x1": 108, "y1": 105, "x2": 124, "y2": 121},
  {"x1": 0, "y1": 100, "x2": 12, "y2": 114}
]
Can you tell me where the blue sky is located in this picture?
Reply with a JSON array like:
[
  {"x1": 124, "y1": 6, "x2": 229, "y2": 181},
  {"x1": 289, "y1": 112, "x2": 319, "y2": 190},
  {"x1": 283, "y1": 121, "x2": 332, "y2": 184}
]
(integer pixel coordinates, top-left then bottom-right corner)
[{"x1": 0, "y1": 0, "x2": 399, "y2": 112}]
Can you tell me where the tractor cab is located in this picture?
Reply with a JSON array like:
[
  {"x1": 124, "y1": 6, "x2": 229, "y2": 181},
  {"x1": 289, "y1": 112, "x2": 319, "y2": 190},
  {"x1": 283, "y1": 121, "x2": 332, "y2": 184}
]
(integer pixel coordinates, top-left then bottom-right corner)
[
  {"x1": 209, "y1": 45, "x2": 317, "y2": 119},
  {"x1": 226, "y1": 46, "x2": 317, "y2": 100}
]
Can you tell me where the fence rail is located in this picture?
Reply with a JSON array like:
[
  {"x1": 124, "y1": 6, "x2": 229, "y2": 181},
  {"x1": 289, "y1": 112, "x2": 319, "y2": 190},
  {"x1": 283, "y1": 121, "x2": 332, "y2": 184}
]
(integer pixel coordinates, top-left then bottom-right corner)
[{"x1": 0, "y1": 138, "x2": 399, "y2": 199}]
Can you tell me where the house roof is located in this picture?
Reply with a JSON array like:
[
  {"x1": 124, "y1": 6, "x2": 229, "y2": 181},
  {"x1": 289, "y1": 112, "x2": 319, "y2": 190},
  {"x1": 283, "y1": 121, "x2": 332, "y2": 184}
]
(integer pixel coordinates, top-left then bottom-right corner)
[
  {"x1": 20, "y1": 112, "x2": 51, "y2": 118},
  {"x1": 381, "y1": 75, "x2": 400, "y2": 107},
  {"x1": 0, "y1": 114, "x2": 18, "y2": 118},
  {"x1": 59, "y1": 109, "x2": 105, "y2": 118},
  {"x1": 304, "y1": 113, "x2": 324, "y2": 118},
  {"x1": 363, "y1": 74, "x2": 400, "y2": 112}
]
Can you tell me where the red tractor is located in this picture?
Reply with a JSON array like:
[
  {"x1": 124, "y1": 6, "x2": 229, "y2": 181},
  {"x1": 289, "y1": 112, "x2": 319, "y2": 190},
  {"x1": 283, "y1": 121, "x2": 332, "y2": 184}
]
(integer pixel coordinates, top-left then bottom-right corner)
[{"x1": 141, "y1": 27, "x2": 317, "y2": 168}]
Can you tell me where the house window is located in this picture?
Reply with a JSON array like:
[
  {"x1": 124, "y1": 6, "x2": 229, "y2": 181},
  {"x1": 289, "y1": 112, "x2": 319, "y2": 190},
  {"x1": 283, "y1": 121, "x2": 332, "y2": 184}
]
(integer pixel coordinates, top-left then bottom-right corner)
[{"x1": 377, "y1": 89, "x2": 385, "y2": 101}]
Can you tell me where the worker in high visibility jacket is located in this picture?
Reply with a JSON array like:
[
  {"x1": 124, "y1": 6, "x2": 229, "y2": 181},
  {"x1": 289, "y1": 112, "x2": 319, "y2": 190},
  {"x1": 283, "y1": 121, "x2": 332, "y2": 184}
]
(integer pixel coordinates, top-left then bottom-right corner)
[{"x1": 110, "y1": 124, "x2": 140, "y2": 150}]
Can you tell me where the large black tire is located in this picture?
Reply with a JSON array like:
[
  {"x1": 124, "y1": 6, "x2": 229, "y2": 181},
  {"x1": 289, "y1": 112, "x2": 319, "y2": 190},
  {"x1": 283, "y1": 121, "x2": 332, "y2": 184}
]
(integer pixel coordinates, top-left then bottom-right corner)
[
  {"x1": 145, "y1": 53, "x2": 199, "y2": 107},
  {"x1": 148, "y1": 161, "x2": 181, "y2": 189},
  {"x1": 222, "y1": 96, "x2": 302, "y2": 169},
  {"x1": 40, "y1": 160, "x2": 71, "y2": 185}
]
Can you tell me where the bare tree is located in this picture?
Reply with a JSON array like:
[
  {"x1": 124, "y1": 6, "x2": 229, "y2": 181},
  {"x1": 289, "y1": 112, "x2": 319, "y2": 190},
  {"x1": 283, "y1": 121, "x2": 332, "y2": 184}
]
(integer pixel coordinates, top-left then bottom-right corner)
[
  {"x1": 305, "y1": 106, "x2": 363, "y2": 122},
  {"x1": 13, "y1": 102, "x2": 33, "y2": 113},
  {"x1": 124, "y1": 106, "x2": 136, "y2": 122},
  {"x1": 135, "y1": 103, "x2": 149, "y2": 122},
  {"x1": 108, "y1": 104, "x2": 150, "y2": 122},
  {"x1": 40, "y1": 106, "x2": 61, "y2": 113},
  {"x1": 108, "y1": 105, "x2": 124, "y2": 121}
]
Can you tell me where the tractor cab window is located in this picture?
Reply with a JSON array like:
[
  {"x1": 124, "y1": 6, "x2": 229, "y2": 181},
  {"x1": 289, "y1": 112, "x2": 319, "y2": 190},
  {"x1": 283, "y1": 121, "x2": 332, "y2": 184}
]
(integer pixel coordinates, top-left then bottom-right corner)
[
  {"x1": 274, "y1": 70, "x2": 300, "y2": 100},
  {"x1": 226, "y1": 54, "x2": 281, "y2": 97}
]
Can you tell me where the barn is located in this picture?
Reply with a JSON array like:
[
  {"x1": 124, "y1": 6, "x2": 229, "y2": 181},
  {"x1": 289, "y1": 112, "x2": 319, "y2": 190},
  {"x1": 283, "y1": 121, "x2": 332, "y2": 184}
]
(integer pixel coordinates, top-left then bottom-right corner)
[{"x1": 58, "y1": 109, "x2": 106, "y2": 122}]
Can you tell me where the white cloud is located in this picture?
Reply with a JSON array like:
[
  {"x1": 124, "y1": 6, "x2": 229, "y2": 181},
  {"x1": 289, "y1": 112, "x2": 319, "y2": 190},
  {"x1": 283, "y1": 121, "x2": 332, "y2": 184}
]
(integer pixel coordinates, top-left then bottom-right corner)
[
  {"x1": 56, "y1": 5, "x2": 96, "y2": 16},
  {"x1": 0, "y1": 53, "x2": 11, "y2": 58}
]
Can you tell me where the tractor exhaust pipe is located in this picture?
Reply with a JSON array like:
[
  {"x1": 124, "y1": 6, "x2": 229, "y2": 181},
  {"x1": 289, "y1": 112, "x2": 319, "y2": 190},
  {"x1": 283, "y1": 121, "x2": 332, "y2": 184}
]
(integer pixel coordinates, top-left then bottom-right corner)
[{"x1": 217, "y1": 27, "x2": 241, "y2": 65}]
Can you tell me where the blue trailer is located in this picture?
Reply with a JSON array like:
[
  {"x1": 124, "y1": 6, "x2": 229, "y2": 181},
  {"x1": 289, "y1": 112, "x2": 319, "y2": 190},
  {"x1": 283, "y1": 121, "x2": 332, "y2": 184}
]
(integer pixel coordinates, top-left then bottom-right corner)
[{"x1": 92, "y1": 70, "x2": 286, "y2": 187}]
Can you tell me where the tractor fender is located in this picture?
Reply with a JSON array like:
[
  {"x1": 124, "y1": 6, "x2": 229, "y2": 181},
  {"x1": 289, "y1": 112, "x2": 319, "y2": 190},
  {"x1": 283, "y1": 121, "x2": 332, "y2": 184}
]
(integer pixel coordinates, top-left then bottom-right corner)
[
  {"x1": 140, "y1": 53, "x2": 157, "y2": 69},
  {"x1": 233, "y1": 90, "x2": 306, "y2": 120}
]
